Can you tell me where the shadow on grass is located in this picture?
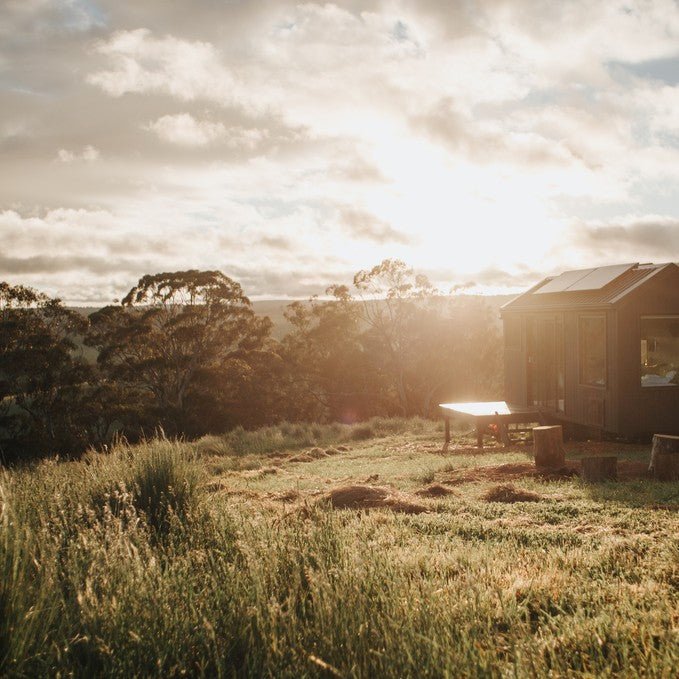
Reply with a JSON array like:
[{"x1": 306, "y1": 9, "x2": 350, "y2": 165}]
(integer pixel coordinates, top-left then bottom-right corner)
[{"x1": 582, "y1": 478, "x2": 679, "y2": 510}]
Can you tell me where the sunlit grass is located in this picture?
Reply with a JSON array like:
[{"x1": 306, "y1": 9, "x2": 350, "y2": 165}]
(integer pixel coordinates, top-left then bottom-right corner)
[{"x1": 1, "y1": 421, "x2": 677, "y2": 676}]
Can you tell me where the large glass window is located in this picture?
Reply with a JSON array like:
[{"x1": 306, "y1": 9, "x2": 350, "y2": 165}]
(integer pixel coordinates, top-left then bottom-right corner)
[
  {"x1": 641, "y1": 316, "x2": 679, "y2": 387},
  {"x1": 579, "y1": 316, "x2": 606, "y2": 386}
]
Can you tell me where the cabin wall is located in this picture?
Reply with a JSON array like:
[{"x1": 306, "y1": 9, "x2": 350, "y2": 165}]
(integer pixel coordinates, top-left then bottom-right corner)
[
  {"x1": 503, "y1": 315, "x2": 526, "y2": 405},
  {"x1": 615, "y1": 268, "x2": 679, "y2": 436},
  {"x1": 503, "y1": 309, "x2": 618, "y2": 431}
]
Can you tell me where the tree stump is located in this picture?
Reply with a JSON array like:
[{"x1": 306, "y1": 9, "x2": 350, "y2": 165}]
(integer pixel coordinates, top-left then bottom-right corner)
[
  {"x1": 581, "y1": 456, "x2": 617, "y2": 482},
  {"x1": 649, "y1": 434, "x2": 679, "y2": 481},
  {"x1": 533, "y1": 425, "x2": 565, "y2": 468}
]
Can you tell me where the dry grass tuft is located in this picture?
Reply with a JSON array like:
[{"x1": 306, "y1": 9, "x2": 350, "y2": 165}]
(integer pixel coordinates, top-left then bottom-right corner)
[
  {"x1": 482, "y1": 483, "x2": 543, "y2": 503},
  {"x1": 415, "y1": 483, "x2": 456, "y2": 498},
  {"x1": 323, "y1": 485, "x2": 428, "y2": 514},
  {"x1": 270, "y1": 490, "x2": 301, "y2": 503}
]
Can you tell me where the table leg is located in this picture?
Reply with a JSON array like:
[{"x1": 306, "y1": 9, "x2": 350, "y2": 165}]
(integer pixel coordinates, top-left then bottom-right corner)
[
  {"x1": 495, "y1": 414, "x2": 511, "y2": 447},
  {"x1": 442, "y1": 415, "x2": 450, "y2": 453}
]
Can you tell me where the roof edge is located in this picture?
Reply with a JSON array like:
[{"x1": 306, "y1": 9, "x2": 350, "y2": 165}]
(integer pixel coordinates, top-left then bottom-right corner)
[
  {"x1": 608, "y1": 262, "x2": 677, "y2": 304},
  {"x1": 500, "y1": 277, "x2": 552, "y2": 313}
]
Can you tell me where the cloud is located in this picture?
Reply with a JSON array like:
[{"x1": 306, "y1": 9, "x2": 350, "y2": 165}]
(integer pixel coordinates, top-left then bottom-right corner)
[
  {"x1": 338, "y1": 207, "x2": 413, "y2": 245},
  {"x1": 145, "y1": 113, "x2": 269, "y2": 149},
  {"x1": 145, "y1": 113, "x2": 226, "y2": 146},
  {"x1": 412, "y1": 97, "x2": 588, "y2": 169},
  {"x1": 5, "y1": 0, "x2": 679, "y2": 305},
  {"x1": 0, "y1": 253, "x2": 151, "y2": 275},
  {"x1": 87, "y1": 29, "x2": 228, "y2": 100},
  {"x1": 573, "y1": 215, "x2": 679, "y2": 259},
  {"x1": 260, "y1": 236, "x2": 293, "y2": 250},
  {"x1": 57, "y1": 145, "x2": 100, "y2": 162}
]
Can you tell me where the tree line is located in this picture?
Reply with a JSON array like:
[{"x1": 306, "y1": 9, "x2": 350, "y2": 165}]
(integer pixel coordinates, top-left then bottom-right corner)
[{"x1": 0, "y1": 260, "x2": 502, "y2": 462}]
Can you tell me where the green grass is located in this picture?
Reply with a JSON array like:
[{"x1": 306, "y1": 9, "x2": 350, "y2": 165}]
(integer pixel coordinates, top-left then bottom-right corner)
[{"x1": 1, "y1": 422, "x2": 678, "y2": 677}]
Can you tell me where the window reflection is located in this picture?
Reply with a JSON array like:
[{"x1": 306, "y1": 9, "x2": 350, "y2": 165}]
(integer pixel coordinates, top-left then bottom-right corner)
[{"x1": 641, "y1": 316, "x2": 679, "y2": 387}]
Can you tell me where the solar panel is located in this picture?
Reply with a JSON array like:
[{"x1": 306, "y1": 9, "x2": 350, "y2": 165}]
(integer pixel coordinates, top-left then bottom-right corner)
[
  {"x1": 535, "y1": 268, "x2": 595, "y2": 294},
  {"x1": 566, "y1": 263, "x2": 636, "y2": 291},
  {"x1": 534, "y1": 263, "x2": 637, "y2": 294}
]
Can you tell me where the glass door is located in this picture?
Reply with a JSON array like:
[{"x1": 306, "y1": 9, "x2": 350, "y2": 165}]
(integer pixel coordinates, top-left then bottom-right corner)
[{"x1": 527, "y1": 317, "x2": 564, "y2": 411}]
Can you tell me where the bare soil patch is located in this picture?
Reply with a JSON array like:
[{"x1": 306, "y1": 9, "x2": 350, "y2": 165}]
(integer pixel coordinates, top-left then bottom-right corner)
[
  {"x1": 322, "y1": 484, "x2": 428, "y2": 514},
  {"x1": 482, "y1": 483, "x2": 543, "y2": 503},
  {"x1": 415, "y1": 483, "x2": 456, "y2": 498},
  {"x1": 444, "y1": 459, "x2": 650, "y2": 485},
  {"x1": 444, "y1": 462, "x2": 577, "y2": 484},
  {"x1": 286, "y1": 446, "x2": 347, "y2": 463}
]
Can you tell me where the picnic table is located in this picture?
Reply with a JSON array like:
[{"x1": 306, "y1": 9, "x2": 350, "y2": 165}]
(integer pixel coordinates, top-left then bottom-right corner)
[{"x1": 439, "y1": 401, "x2": 543, "y2": 450}]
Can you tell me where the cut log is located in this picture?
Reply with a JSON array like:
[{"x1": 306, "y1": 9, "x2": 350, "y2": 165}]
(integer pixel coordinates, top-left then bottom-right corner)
[
  {"x1": 649, "y1": 434, "x2": 679, "y2": 481},
  {"x1": 533, "y1": 425, "x2": 565, "y2": 469},
  {"x1": 581, "y1": 456, "x2": 617, "y2": 482}
]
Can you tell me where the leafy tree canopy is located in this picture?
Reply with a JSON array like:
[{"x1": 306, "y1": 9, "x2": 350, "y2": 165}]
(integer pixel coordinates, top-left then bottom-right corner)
[{"x1": 86, "y1": 270, "x2": 273, "y2": 434}]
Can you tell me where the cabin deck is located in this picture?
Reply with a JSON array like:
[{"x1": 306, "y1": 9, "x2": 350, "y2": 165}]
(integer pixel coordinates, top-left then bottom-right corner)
[{"x1": 439, "y1": 401, "x2": 543, "y2": 450}]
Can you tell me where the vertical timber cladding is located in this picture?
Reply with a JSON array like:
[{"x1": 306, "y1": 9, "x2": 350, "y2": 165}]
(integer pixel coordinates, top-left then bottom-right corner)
[{"x1": 503, "y1": 315, "x2": 525, "y2": 405}]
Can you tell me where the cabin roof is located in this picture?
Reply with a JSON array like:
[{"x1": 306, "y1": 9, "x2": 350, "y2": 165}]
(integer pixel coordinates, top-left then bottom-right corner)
[{"x1": 501, "y1": 262, "x2": 675, "y2": 313}]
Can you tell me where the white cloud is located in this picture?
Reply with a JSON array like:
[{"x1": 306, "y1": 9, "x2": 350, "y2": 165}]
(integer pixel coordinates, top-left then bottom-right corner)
[
  {"x1": 87, "y1": 28, "x2": 240, "y2": 103},
  {"x1": 5, "y1": 0, "x2": 679, "y2": 302},
  {"x1": 144, "y1": 113, "x2": 269, "y2": 149},
  {"x1": 56, "y1": 145, "x2": 100, "y2": 162},
  {"x1": 145, "y1": 113, "x2": 226, "y2": 146}
]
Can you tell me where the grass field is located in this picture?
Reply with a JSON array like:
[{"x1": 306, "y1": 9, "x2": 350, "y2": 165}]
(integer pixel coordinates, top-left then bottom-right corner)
[{"x1": 2, "y1": 418, "x2": 678, "y2": 677}]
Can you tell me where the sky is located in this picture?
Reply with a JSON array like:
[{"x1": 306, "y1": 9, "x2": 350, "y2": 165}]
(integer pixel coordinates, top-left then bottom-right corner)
[{"x1": 2, "y1": 0, "x2": 679, "y2": 304}]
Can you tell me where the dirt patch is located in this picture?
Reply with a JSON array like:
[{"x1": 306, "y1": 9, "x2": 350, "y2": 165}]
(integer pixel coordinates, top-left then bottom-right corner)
[
  {"x1": 287, "y1": 453, "x2": 314, "y2": 463},
  {"x1": 483, "y1": 483, "x2": 543, "y2": 503},
  {"x1": 443, "y1": 462, "x2": 581, "y2": 485},
  {"x1": 446, "y1": 460, "x2": 649, "y2": 484},
  {"x1": 288, "y1": 447, "x2": 336, "y2": 463},
  {"x1": 322, "y1": 484, "x2": 428, "y2": 514},
  {"x1": 416, "y1": 483, "x2": 456, "y2": 498}
]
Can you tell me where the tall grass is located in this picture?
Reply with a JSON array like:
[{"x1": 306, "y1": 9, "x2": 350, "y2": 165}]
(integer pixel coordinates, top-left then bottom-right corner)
[
  {"x1": 0, "y1": 428, "x2": 678, "y2": 676},
  {"x1": 0, "y1": 483, "x2": 61, "y2": 674},
  {"x1": 195, "y1": 417, "x2": 436, "y2": 458}
]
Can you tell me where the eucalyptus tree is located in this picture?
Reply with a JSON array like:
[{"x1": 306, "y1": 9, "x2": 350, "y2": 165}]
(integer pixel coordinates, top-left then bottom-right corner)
[
  {"x1": 281, "y1": 285, "x2": 382, "y2": 422},
  {"x1": 86, "y1": 270, "x2": 274, "y2": 435},
  {"x1": 0, "y1": 282, "x2": 91, "y2": 458},
  {"x1": 280, "y1": 259, "x2": 502, "y2": 420}
]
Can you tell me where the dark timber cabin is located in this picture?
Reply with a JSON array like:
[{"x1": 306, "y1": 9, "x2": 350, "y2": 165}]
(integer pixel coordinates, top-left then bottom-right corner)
[{"x1": 500, "y1": 262, "x2": 679, "y2": 437}]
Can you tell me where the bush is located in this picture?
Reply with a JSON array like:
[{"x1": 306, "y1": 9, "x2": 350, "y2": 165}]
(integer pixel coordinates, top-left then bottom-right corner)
[{"x1": 88, "y1": 439, "x2": 202, "y2": 533}]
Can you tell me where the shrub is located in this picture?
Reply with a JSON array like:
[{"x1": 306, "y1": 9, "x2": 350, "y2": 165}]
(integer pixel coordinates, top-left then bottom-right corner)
[{"x1": 88, "y1": 439, "x2": 202, "y2": 533}]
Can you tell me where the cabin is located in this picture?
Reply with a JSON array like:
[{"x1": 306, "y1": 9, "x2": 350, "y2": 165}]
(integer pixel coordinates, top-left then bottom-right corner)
[{"x1": 500, "y1": 262, "x2": 679, "y2": 437}]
